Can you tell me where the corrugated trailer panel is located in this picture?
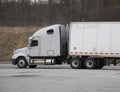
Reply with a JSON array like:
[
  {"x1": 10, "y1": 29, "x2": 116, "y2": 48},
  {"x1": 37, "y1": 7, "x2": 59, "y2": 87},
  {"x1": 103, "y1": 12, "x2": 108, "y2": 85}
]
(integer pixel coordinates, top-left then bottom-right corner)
[
  {"x1": 83, "y1": 24, "x2": 97, "y2": 53},
  {"x1": 97, "y1": 23, "x2": 111, "y2": 54},
  {"x1": 111, "y1": 24, "x2": 120, "y2": 54},
  {"x1": 69, "y1": 22, "x2": 120, "y2": 57}
]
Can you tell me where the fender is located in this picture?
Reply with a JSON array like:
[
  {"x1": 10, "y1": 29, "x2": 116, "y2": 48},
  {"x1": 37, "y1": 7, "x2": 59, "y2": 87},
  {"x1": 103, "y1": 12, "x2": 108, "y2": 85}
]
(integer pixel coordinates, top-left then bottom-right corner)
[{"x1": 12, "y1": 47, "x2": 30, "y2": 65}]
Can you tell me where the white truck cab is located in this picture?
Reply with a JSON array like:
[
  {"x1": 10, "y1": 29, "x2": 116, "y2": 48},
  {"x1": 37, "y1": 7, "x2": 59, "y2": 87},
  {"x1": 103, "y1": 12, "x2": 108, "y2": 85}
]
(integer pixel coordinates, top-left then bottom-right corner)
[{"x1": 12, "y1": 24, "x2": 68, "y2": 68}]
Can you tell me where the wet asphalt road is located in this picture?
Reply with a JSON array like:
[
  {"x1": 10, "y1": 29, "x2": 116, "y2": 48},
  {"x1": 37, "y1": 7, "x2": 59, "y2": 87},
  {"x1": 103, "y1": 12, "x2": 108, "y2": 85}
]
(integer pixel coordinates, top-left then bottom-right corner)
[{"x1": 0, "y1": 64, "x2": 120, "y2": 92}]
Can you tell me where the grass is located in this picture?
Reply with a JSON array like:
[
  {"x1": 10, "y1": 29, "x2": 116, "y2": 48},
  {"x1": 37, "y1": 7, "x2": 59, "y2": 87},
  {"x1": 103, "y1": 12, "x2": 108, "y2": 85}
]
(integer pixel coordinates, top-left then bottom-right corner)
[{"x1": 0, "y1": 26, "x2": 41, "y2": 62}]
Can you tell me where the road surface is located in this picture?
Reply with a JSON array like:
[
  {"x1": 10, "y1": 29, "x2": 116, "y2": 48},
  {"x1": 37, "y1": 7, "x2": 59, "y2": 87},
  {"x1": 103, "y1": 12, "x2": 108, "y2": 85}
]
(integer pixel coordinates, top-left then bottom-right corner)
[{"x1": 0, "y1": 64, "x2": 120, "y2": 92}]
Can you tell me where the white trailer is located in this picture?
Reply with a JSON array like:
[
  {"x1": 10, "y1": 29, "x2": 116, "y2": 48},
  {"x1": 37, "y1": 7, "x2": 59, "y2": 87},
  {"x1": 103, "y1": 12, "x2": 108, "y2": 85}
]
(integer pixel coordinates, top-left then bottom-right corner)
[
  {"x1": 69, "y1": 22, "x2": 120, "y2": 69},
  {"x1": 12, "y1": 22, "x2": 120, "y2": 69}
]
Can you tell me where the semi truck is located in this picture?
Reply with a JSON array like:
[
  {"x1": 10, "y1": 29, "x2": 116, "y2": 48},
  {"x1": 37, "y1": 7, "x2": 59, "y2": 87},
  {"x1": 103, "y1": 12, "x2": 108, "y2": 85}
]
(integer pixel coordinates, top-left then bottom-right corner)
[{"x1": 12, "y1": 22, "x2": 120, "y2": 69}]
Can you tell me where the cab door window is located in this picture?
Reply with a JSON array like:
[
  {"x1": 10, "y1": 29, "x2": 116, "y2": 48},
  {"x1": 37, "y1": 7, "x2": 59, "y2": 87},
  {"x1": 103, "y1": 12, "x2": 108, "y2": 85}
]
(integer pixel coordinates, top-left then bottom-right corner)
[{"x1": 30, "y1": 40, "x2": 38, "y2": 47}]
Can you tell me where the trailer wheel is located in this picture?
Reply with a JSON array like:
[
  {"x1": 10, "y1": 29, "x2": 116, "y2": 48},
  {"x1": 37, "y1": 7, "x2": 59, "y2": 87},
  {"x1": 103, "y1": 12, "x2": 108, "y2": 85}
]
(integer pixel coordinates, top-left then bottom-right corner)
[
  {"x1": 29, "y1": 65, "x2": 37, "y2": 68},
  {"x1": 84, "y1": 58, "x2": 96, "y2": 69},
  {"x1": 97, "y1": 59, "x2": 104, "y2": 69},
  {"x1": 70, "y1": 58, "x2": 82, "y2": 69},
  {"x1": 17, "y1": 57, "x2": 28, "y2": 68}
]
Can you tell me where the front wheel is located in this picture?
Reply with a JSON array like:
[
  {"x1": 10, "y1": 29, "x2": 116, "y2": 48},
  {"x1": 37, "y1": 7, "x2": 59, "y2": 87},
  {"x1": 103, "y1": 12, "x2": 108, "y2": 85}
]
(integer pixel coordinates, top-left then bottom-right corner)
[
  {"x1": 70, "y1": 58, "x2": 82, "y2": 69},
  {"x1": 17, "y1": 57, "x2": 28, "y2": 68}
]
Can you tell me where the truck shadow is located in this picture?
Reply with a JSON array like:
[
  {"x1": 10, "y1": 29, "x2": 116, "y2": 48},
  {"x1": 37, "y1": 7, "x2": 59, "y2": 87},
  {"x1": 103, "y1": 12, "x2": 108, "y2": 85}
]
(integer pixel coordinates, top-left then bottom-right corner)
[
  {"x1": 12, "y1": 65, "x2": 120, "y2": 70},
  {"x1": 29, "y1": 65, "x2": 72, "y2": 69}
]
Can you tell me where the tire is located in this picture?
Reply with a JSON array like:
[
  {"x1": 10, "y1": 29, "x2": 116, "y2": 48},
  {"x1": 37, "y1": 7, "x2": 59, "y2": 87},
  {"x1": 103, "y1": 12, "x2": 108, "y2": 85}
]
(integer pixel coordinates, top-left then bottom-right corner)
[
  {"x1": 29, "y1": 65, "x2": 37, "y2": 68},
  {"x1": 97, "y1": 59, "x2": 104, "y2": 69},
  {"x1": 84, "y1": 58, "x2": 96, "y2": 69},
  {"x1": 81, "y1": 58, "x2": 85, "y2": 69},
  {"x1": 70, "y1": 58, "x2": 82, "y2": 69},
  {"x1": 17, "y1": 57, "x2": 28, "y2": 68}
]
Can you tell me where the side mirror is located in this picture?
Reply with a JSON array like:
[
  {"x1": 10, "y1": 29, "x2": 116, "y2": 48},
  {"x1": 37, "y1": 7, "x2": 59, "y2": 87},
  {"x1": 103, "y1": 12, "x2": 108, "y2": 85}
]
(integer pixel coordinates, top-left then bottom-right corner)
[
  {"x1": 28, "y1": 40, "x2": 31, "y2": 49},
  {"x1": 28, "y1": 36, "x2": 33, "y2": 47}
]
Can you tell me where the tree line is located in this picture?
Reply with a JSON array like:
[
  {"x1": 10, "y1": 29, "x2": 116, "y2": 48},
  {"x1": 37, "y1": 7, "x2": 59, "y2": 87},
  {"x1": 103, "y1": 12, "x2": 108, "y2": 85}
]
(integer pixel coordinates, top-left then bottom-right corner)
[{"x1": 0, "y1": 0, "x2": 120, "y2": 26}]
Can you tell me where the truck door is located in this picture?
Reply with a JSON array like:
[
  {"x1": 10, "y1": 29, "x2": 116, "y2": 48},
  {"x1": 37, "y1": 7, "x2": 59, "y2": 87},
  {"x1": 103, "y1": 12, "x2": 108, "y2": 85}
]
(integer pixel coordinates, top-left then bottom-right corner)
[{"x1": 28, "y1": 37, "x2": 40, "y2": 57}]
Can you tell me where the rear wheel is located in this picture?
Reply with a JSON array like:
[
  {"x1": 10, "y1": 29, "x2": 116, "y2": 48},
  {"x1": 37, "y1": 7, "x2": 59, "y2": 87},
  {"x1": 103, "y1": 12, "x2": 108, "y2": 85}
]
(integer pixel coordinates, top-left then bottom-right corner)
[
  {"x1": 84, "y1": 58, "x2": 96, "y2": 69},
  {"x1": 96, "y1": 59, "x2": 104, "y2": 69},
  {"x1": 17, "y1": 57, "x2": 28, "y2": 68},
  {"x1": 29, "y1": 65, "x2": 37, "y2": 68},
  {"x1": 70, "y1": 58, "x2": 82, "y2": 69}
]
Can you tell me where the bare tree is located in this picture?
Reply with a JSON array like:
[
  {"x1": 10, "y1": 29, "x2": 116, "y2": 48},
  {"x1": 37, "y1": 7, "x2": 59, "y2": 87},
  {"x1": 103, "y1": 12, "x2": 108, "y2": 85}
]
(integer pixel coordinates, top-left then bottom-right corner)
[{"x1": 0, "y1": 0, "x2": 120, "y2": 26}]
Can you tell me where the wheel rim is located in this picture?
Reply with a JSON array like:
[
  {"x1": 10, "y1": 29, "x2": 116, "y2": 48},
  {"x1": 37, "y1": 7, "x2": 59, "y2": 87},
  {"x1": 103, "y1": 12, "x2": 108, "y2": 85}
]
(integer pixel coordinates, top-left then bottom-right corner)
[
  {"x1": 86, "y1": 60, "x2": 94, "y2": 68},
  {"x1": 18, "y1": 60, "x2": 25, "y2": 67},
  {"x1": 72, "y1": 59, "x2": 79, "y2": 67}
]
